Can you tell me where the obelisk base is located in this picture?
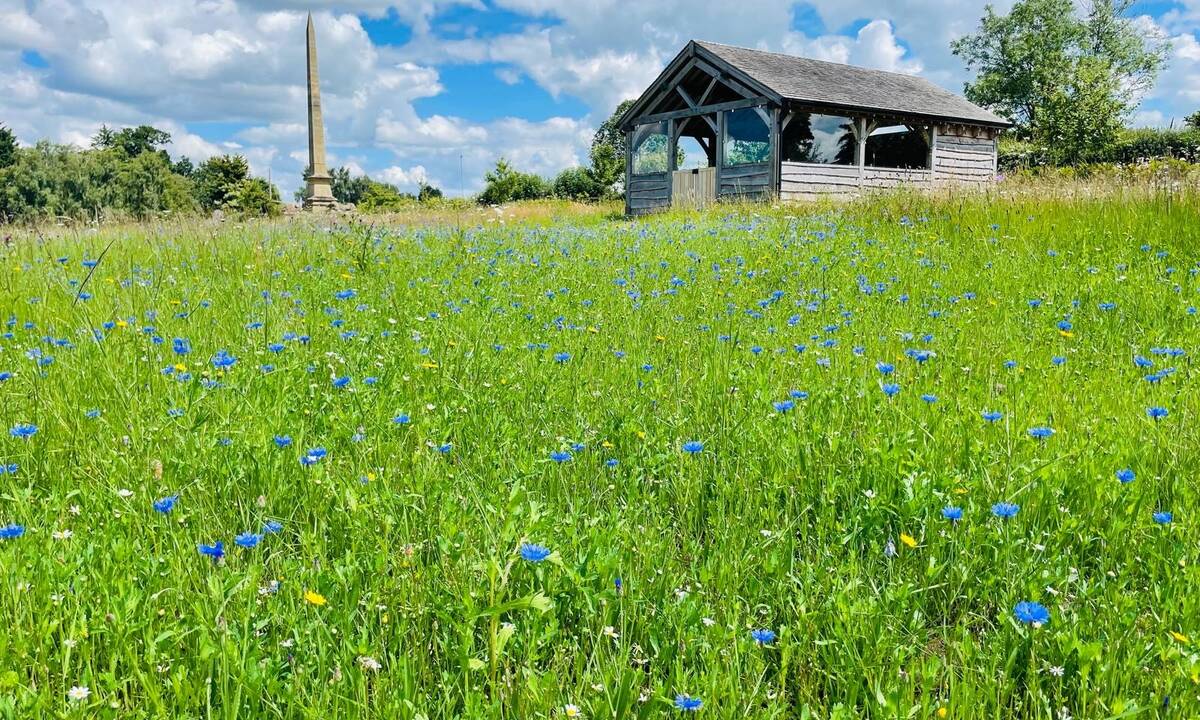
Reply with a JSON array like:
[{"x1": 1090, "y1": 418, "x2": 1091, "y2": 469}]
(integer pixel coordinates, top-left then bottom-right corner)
[{"x1": 303, "y1": 174, "x2": 337, "y2": 211}]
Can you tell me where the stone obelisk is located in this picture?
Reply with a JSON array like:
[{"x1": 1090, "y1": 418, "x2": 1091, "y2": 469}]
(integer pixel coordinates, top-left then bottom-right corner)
[{"x1": 303, "y1": 13, "x2": 336, "y2": 210}]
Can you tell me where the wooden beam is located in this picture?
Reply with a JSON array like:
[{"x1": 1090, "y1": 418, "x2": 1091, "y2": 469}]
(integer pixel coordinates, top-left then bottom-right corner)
[
  {"x1": 624, "y1": 128, "x2": 633, "y2": 216},
  {"x1": 632, "y1": 96, "x2": 773, "y2": 127},
  {"x1": 780, "y1": 110, "x2": 797, "y2": 133},
  {"x1": 690, "y1": 57, "x2": 764, "y2": 103},
  {"x1": 676, "y1": 86, "x2": 719, "y2": 134},
  {"x1": 715, "y1": 109, "x2": 725, "y2": 198},
  {"x1": 667, "y1": 118, "x2": 676, "y2": 204},
  {"x1": 697, "y1": 75, "x2": 719, "y2": 105},
  {"x1": 769, "y1": 105, "x2": 781, "y2": 198},
  {"x1": 855, "y1": 117, "x2": 866, "y2": 187},
  {"x1": 692, "y1": 44, "x2": 781, "y2": 104}
]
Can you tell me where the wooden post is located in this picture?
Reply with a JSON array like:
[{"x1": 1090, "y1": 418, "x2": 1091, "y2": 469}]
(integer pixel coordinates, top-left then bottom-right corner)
[
  {"x1": 625, "y1": 128, "x2": 633, "y2": 215},
  {"x1": 715, "y1": 110, "x2": 725, "y2": 201},
  {"x1": 854, "y1": 117, "x2": 866, "y2": 188},
  {"x1": 667, "y1": 118, "x2": 676, "y2": 207},
  {"x1": 768, "y1": 106, "x2": 781, "y2": 199},
  {"x1": 929, "y1": 124, "x2": 938, "y2": 184}
]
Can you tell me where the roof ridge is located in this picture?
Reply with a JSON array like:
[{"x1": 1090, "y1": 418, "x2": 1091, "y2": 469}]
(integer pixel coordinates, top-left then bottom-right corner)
[{"x1": 693, "y1": 39, "x2": 943, "y2": 86}]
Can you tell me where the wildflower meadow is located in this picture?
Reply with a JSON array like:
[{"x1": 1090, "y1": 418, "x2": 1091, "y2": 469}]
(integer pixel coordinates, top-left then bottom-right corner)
[{"x1": 0, "y1": 192, "x2": 1198, "y2": 718}]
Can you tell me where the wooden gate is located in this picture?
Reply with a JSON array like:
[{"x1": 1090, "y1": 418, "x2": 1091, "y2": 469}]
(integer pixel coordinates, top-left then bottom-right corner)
[{"x1": 671, "y1": 167, "x2": 716, "y2": 208}]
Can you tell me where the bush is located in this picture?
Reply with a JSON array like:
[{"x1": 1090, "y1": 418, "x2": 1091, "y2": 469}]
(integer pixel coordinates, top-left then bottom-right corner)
[
  {"x1": 999, "y1": 127, "x2": 1200, "y2": 171},
  {"x1": 193, "y1": 155, "x2": 250, "y2": 211},
  {"x1": 227, "y1": 178, "x2": 281, "y2": 219},
  {"x1": 552, "y1": 167, "x2": 602, "y2": 201},
  {"x1": 478, "y1": 158, "x2": 550, "y2": 205},
  {"x1": 357, "y1": 182, "x2": 416, "y2": 213}
]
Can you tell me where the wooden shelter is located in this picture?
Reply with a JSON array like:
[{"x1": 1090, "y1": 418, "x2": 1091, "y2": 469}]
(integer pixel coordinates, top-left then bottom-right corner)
[{"x1": 619, "y1": 41, "x2": 1011, "y2": 215}]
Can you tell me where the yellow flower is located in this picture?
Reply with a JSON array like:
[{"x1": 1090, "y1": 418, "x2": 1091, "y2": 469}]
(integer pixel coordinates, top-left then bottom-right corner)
[
  {"x1": 1170, "y1": 630, "x2": 1190, "y2": 644},
  {"x1": 587, "y1": 326, "x2": 599, "y2": 334},
  {"x1": 936, "y1": 707, "x2": 947, "y2": 719},
  {"x1": 303, "y1": 589, "x2": 327, "y2": 606},
  {"x1": 899, "y1": 533, "x2": 918, "y2": 549},
  {"x1": 174, "y1": 363, "x2": 187, "y2": 373},
  {"x1": 601, "y1": 440, "x2": 614, "y2": 449},
  {"x1": 420, "y1": 361, "x2": 439, "y2": 369},
  {"x1": 115, "y1": 319, "x2": 128, "y2": 328},
  {"x1": 1058, "y1": 330, "x2": 1074, "y2": 338}
]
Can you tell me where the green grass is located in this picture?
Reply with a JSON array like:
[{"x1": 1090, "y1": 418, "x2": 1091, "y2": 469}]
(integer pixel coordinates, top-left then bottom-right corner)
[{"x1": 0, "y1": 190, "x2": 1198, "y2": 719}]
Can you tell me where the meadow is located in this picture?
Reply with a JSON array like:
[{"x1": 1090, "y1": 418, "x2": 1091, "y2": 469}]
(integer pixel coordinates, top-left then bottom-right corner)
[{"x1": 0, "y1": 188, "x2": 1198, "y2": 719}]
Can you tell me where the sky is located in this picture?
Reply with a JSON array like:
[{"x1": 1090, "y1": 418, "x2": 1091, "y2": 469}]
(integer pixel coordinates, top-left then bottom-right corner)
[{"x1": 2, "y1": 0, "x2": 1198, "y2": 198}]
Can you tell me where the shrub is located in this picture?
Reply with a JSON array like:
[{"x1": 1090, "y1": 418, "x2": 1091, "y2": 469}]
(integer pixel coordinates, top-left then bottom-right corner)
[
  {"x1": 478, "y1": 158, "x2": 551, "y2": 205},
  {"x1": 227, "y1": 178, "x2": 281, "y2": 219},
  {"x1": 552, "y1": 167, "x2": 602, "y2": 201}
]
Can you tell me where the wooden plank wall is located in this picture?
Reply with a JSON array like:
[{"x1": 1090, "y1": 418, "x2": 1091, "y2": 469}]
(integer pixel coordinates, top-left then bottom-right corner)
[
  {"x1": 719, "y1": 162, "x2": 772, "y2": 200},
  {"x1": 627, "y1": 172, "x2": 671, "y2": 215},
  {"x1": 933, "y1": 126, "x2": 996, "y2": 186},
  {"x1": 672, "y1": 168, "x2": 717, "y2": 208}
]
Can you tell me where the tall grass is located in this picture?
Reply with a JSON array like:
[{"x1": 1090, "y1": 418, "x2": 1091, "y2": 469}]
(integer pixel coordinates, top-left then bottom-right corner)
[{"x1": 0, "y1": 189, "x2": 1197, "y2": 718}]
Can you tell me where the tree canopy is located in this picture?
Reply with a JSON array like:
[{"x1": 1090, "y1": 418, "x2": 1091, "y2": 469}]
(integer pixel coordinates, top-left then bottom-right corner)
[{"x1": 952, "y1": 0, "x2": 1168, "y2": 164}]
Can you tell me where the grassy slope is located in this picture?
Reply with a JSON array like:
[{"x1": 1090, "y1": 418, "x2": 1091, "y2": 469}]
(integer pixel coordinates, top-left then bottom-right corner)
[{"x1": 0, "y1": 190, "x2": 1198, "y2": 718}]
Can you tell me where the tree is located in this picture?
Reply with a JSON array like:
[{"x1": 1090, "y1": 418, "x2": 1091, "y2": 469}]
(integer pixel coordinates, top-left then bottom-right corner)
[
  {"x1": 193, "y1": 154, "x2": 250, "y2": 210},
  {"x1": 357, "y1": 182, "x2": 415, "y2": 212},
  {"x1": 552, "y1": 166, "x2": 602, "y2": 201},
  {"x1": 329, "y1": 166, "x2": 373, "y2": 205},
  {"x1": 952, "y1": 0, "x2": 1168, "y2": 163},
  {"x1": 0, "y1": 124, "x2": 16, "y2": 170},
  {"x1": 477, "y1": 158, "x2": 550, "y2": 204},
  {"x1": 1186, "y1": 111, "x2": 1200, "y2": 130},
  {"x1": 227, "y1": 178, "x2": 281, "y2": 219},
  {"x1": 172, "y1": 156, "x2": 195, "y2": 177},
  {"x1": 418, "y1": 182, "x2": 443, "y2": 202}
]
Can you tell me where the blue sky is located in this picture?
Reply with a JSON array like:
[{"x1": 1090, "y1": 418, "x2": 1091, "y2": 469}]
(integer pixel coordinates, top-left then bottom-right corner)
[{"x1": 2, "y1": 0, "x2": 1198, "y2": 197}]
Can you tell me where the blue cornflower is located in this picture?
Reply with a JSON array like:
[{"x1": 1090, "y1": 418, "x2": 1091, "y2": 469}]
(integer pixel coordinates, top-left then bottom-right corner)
[
  {"x1": 549, "y1": 450, "x2": 572, "y2": 463},
  {"x1": 1147, "y1": 406, "x2": 1169, "y2": 420},
  {"x1": 198, "y1": 541, "x2": 225, "y2": 561},
  {"x1": 881, "y1": 382, "x2": 900, "y2": 397},
  {"x1": 1013, "y1": 601, "x2": 1050, "y2": 626},
  {"x1": 9, "y1": 424, "x2": 37, "y2": 439},
  {"x1": 300, "y1": 447, "x2": 326, "y2": 466},
  {"x1": 153, "y1": 495, "x2": 179, "y2": 514},
  {"x1": 263, "y1": 520, "x2": 283, "y2": 534},
  {"x1": 268, "y1": 343, "x2": 285, "y2": 353},
  {"x1": 942, "y1": 506, "x2": 963, "y2": 522},
  {"x1": 1051, "y1": 356, "x2": 1065, "y2": 366},
  {"x1": 773, "y1": 400, "x2": 795, "y2": 413},
  {"x1": 332, "y1": 376, "x2": 351, "y2": 388},
  {"x1": 0, "y1": 524, "x2": 25, "y2": 540},
  {"x1": 210, "y1": 350, "x2": 237, "y2": 370},
  {"x1": 1027, "y1": 426, "x2": 1055, "y2": 439},
  {"x1": 519, "y1": 543, "x2": 551, "y2": 563},
  {"x1": 751, "y1": 628, "x2": 776, "y2": 645},
  {"x1": 982, "y1": 411, "x2": 1003, "y2": 422},
  {"x1": 234, "y1": 532, "x2": 262, "y2": 549},
  {"x1": 172, "y1": 337, "x2": 190, "y2": 355},
  {"x1": 876, "y1": 362, "x2": 895, "y2": 374},
  {"x1": 85, "y1": 408, "x2": 101, "y2": 419},
  {"x1": 682, "y1": 440, "x2": 704, "y2": 454},
  {"x1": 335, "y1": 289, "x2": 356, "y2": 300},
  {"x1": 604, "y1": 458, "x2": 619, "y2": 468},
  {"x1": 438, "y1": 443, "x2": 452, "y2": 454},
  {"x1": 1116, "y1": 468, "x2": 1135, "y2": 484},
  {"x1": 1153, "y1": 511, "x2": 1173, "y2": 525},
  {"x1": 554, "y1": 352, "x2": 571, "y2": 363},
  {"x1": 992, "y1": 502, "x2": 1020, "y2": 518},
  {"x1": 274, "y1": 435, "x2": 292, "y2": 448},
  {"x1": 393, "y1": 414, "x2": 411, "y2": 425},
  {"x1": 921, "y1": 394, "x2": 938, "y2": 404},
  {"x1": 789, "y1": 389, "x2": 808, "y2": 400},
  {"x1": 674, "y1": 695, "x2": 703, "y2": 712}
]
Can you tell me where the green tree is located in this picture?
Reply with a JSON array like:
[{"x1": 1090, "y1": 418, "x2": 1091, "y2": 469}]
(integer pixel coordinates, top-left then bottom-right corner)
[
  {"x1": 478, "y1": 158, "x2": 550, "y2": 205},
  {"x1": 1186, "y1": 111, "x2": 1200, "y2": 130},
  {"x1": 115, "y1": 151, "x2": 173, "y2": 219},
  {"x1": 0, "y1": 124, "x2": 16, "y2": 170},
  {"x1": 418, "y1": 182, "x2": 443, "y2": 202},
  {"x1": 357, "y1": 182, "x2": 415, "y2": 212},
  {"x1": 193, "y1": 154, "x2": 250, "y2": 211},
  {"x1": 952, "y1": 0, "x2": 1168, "y2": 163},
  {"x1": 227, "y1": 178, "x2": 281, "y2": 219},
  {"x1": 172, "y1": 156, "x2": 195, "y2": 177},
  {"x1": 552, "y1": 166, "x2": 601, "y2": 201},
  {"x1": 329, "y1": 166, "x2": 373, "y2": 205}
]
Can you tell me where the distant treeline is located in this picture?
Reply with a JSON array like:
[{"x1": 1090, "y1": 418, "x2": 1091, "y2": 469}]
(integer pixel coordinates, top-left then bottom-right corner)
[
  {"x1": 1000, "y1": 126, "x2": 1200, "y2": 171},
  {"x1": 0, "y1": 124, "x2": 283, "y2": 224}
]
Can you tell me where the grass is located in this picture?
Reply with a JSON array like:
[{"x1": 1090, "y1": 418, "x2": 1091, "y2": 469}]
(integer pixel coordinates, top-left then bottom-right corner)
[{"x1": 0, "y1": 188, "x2": 1198, "y2": 719}]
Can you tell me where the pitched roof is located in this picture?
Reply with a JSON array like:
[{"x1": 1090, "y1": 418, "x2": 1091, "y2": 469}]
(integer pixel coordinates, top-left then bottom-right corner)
[{"x1": 694, "y1": 41, "x2": 1009, "y2": 127}]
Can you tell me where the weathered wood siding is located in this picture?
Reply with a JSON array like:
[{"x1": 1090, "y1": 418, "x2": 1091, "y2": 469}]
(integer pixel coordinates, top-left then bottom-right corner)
[
  {"x1": 719, "y1": 162, "x2": 772, "y2": 200},
  {"x1": 626, "y1": 172, "x2": 671, "y2": 215},
  {"x1": 933, "y1": 126, "x2": 996, "y2": 186},
  {"x1": 671, "y1": 168, "x2": 717, "y2": 208},
  {"x1": 780, "y1": 163, "x2": 859, "y2": 199},
  {"x1": 780, "y1": 164, "x2": 931, "y2": 199}
]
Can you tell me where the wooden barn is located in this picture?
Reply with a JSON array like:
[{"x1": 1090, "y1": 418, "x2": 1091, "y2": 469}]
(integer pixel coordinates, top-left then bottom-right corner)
[{"x1": 620, "y1": 40, "x2": 1010, "y2": 215}]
